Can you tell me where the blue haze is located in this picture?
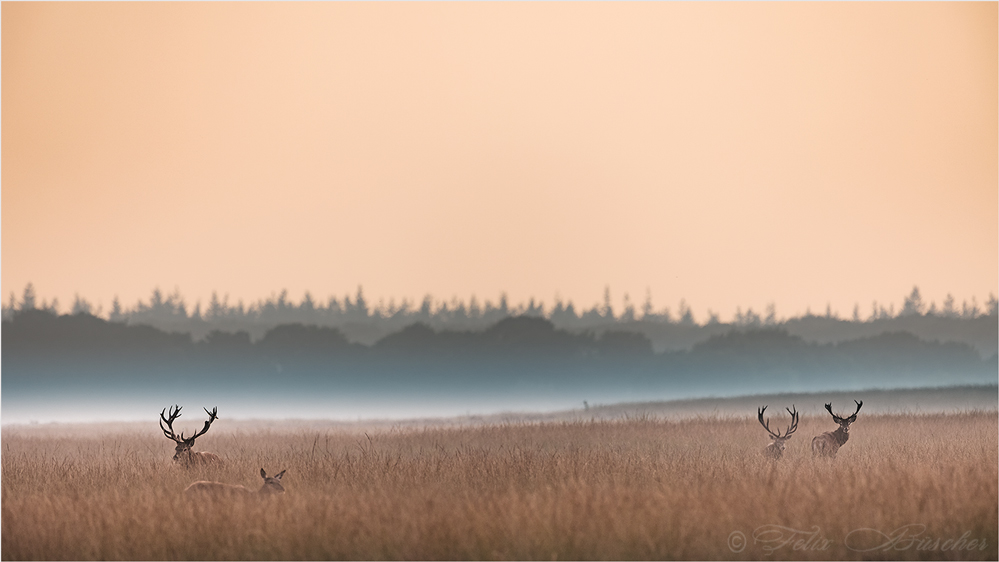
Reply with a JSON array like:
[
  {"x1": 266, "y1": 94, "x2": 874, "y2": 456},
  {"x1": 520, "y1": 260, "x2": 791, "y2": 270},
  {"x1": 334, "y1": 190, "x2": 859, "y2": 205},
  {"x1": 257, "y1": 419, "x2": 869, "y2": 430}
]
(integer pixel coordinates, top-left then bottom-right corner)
[{"x1": 3, "y1": 311, "x2": 996, "y2": 424}]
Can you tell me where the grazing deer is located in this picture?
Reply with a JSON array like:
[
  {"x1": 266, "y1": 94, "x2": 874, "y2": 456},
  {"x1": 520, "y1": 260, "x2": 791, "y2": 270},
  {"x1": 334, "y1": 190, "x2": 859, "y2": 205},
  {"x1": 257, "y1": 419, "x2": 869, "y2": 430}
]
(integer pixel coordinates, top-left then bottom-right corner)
[
  {"x1": 160, "y1": 405, "x2": 223, "y2": 467},
  {"x1": 185, "y1": 468, "x2": 287, "y2": 497},
  {"x1": 758, "y1": 405, "x2": 799, "y2": 460},
  {"x1": 811, "y1": 400, "x2": 863, "y2": 458}
]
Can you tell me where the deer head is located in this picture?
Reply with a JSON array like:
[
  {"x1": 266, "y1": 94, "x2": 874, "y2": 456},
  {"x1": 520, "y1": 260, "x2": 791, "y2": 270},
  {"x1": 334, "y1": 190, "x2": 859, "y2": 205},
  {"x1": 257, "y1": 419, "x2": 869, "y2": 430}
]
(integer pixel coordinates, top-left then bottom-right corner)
[
  {"x1": 160, "y1": 405, "x2": 219, "y2": 463},
  {"x1": 259, "y1": 468, "x2": 287, "y2": 495},
  {"x1": 758, "y1": 405, "x2": 799, "y2": 458},
  {"x1": 824, "y1": 400, "x2": 863, "y2": 433}
]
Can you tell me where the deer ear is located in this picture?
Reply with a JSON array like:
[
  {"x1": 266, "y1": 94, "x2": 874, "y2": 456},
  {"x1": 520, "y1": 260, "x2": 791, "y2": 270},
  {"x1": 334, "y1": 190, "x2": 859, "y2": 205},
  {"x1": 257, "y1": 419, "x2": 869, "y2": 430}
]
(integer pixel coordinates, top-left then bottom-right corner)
[
  {"x1": 260, "y1": 468, "x2": 267, "y2": 479},
  {"x1": 275, "y1": 470, "x2": 286, "y2": 480}
]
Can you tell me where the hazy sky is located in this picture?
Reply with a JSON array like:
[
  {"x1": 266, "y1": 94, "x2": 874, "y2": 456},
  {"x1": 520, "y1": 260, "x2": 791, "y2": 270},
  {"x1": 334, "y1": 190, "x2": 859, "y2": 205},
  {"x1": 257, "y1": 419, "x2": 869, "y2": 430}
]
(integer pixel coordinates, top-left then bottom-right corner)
[{"x1": 3, "y1": 3, "x2": 996, "y2": 321}]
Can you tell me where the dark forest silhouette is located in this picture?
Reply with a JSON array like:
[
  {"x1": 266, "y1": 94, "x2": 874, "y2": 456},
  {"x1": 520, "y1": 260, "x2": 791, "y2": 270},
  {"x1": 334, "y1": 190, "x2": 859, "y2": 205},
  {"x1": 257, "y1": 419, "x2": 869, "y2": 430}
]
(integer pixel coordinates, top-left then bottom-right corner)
[
  {"x1": 3, "y1": 284, "x2": 997, "y2": 356},
  {"x1": 4, "y1": 305, "x2": 995, "y2": 401}
]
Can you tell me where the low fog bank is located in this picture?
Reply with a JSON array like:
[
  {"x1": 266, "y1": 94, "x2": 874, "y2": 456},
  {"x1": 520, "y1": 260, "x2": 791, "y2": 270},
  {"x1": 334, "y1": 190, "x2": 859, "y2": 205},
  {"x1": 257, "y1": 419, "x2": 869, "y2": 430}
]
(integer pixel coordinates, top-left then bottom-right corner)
[
  {"x1": 3, "y1": 385, "x2": 994, "y2": 431},
  {"x1": 4, "y1": 362, "x2": 993, "y2": 425}
]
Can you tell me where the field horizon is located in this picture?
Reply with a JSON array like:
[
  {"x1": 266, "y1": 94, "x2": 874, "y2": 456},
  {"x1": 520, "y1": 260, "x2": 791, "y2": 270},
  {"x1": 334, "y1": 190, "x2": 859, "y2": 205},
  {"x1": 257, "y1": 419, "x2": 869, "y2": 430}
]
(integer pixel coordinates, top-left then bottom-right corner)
[{"x1": 3, "y1": 383, "x2": 994, "y2": 432}]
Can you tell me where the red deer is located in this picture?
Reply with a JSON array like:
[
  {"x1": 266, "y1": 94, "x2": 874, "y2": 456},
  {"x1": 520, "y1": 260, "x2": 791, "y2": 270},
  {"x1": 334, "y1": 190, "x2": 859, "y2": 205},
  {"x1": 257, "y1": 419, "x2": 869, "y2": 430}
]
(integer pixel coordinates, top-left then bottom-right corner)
[
  {"x1": 160, "y1": 405, "x2": 223, "y2": 467},
  {"x1": 811, "y1": 400, "x2": 863, "y2": 458},
  {"x1": 758, "y1": 405, "x2": 799, "y2": 460},
  {"x1": 185, "y1": 469, "x2": 287, "y2": 497}
]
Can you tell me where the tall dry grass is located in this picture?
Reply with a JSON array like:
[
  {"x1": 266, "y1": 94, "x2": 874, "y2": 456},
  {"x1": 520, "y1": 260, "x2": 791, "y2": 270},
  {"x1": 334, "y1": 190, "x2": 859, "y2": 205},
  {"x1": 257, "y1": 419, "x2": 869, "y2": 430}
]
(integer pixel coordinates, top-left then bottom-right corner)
[{"x1": 2, "y1": 411, "x2": 996, "y2": 560}]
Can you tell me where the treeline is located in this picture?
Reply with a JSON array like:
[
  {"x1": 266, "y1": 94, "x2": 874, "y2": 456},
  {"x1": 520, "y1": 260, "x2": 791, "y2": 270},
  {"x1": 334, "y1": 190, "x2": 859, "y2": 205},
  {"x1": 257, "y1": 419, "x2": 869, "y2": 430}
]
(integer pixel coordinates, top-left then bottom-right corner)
[
  {"x1": 4, "y1": 284, "x2": 997, "y2": 356},
  {"x1": 3, "y1": 283, "x2": 697, "y2": 336},
  {"x1": 4, "y1": 309, "x2": 995, "y2": 398}
]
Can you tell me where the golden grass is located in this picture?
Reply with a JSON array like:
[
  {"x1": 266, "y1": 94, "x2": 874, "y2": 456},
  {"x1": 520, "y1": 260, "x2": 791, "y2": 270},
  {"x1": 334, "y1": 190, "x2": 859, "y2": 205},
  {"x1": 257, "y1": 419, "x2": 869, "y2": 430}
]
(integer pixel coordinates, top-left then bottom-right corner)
[{"x1": 2, "y1": 411, "x2": 996, "y2": 560}]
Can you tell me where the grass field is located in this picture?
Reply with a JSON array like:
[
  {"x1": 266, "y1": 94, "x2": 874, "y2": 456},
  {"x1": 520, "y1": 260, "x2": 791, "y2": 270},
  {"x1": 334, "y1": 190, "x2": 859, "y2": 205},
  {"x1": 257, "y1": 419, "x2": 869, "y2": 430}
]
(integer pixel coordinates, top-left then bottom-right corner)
[{"x1": 2, "y1": 397, "x2": 996, "y2": 560}]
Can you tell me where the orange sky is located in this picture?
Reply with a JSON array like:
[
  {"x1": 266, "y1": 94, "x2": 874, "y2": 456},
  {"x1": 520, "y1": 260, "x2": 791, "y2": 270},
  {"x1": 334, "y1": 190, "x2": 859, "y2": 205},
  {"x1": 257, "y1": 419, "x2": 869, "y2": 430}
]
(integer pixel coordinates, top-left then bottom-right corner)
[{"x1": 3, "y1": 3, "x2": 996, "y2": 321}]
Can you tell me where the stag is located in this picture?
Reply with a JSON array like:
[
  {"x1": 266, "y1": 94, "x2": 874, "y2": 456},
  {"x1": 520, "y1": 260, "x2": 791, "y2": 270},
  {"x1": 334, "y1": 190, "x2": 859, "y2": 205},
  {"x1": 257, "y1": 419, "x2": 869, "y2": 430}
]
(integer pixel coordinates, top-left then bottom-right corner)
[
  {"x1": 811, "y1": 400, "x2": 863, "y2": 458},
  {"x1": 160, "y1": 405, "x2": 223, "y2": 467},
  {"x1": 758, "y1": 405, "x2": 799, "y2": 460},
  {"x1": 185, "y1": 468, "x2": 287, "y2": 497}
]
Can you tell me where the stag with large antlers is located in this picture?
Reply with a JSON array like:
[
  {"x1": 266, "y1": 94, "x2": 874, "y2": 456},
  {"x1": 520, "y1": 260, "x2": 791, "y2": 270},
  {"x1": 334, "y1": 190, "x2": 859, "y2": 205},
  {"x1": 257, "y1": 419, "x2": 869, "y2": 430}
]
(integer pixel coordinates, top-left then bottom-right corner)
[
  {"x1": 160, "y1": 405, "x2": 223, "y2": 467},
  {"x1": 811, "y1": 400, "x2": 863, "y2": 458},
  {"x1": 185, "y1": 468, "x2": 286, "y2": 498},
  {"x1": 758, "y1": 405, "x2": 798, "y2": 460}
]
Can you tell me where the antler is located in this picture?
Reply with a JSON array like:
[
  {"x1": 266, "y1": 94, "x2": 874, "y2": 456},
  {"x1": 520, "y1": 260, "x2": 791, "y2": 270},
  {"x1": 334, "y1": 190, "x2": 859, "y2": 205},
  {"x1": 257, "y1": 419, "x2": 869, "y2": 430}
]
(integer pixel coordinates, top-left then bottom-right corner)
[
  {"x1": 847, "y1": 400, "x2": 863, "y2": 421},
  {"x1": 160, "y1": 405, "x2": 219, "y2": 444},
  {"x1": 824, "y1": 402, "x2": 842, "y2": 422},
  {"x1": 186, "y1": 407, "x2": 219, "y2": 442},
  {"x1": 758, "y1": 406, "x2": 783, "y2": 439},
  {"x1": 160, "y1": 405, "x2": 184, "y2": 443},
  {"x1": 760, "y1": 405, "x2": 799, "y2": 440},
  {"x1": 784, "y1": 405, "x2": 799, "y2": 437},
  {"x1": 826, "y1": 401, "x2": 863, "y2": 422}
]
